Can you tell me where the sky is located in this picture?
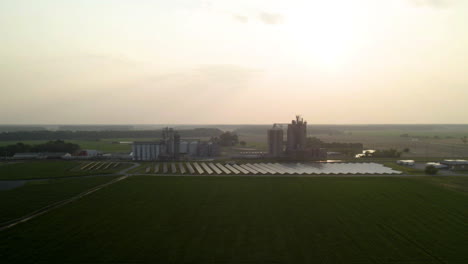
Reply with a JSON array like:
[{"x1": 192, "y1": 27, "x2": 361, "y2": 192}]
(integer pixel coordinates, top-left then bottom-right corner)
[{"x1": 1, "y1": 0, "x2": 467, "y2": 124}]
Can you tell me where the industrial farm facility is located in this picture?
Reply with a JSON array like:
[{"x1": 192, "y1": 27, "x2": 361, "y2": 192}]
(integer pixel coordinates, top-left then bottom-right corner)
[
  {"x1": 268, "y1": 115, "x2": 327, "y2": 159},
  {"x1": 132, "y1": 127, "x2": 219, "y2": 161}
]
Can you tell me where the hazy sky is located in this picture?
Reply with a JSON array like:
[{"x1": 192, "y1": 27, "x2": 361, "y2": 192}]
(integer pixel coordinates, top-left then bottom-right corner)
[{"x1": 1, "y1": 0, "x2": 467, "y2": 124}]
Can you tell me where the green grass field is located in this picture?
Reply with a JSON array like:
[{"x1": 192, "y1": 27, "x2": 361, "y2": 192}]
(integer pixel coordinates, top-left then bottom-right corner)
[
  {"x1": 0, "y1": 176, "x2": 118, "y2": 223},
  {"x1": 1, "y1": 176, "x2": 467, "y2": 263},
  {"x1": 0, "y1": 161, "x2": 129, "y2": 180}
]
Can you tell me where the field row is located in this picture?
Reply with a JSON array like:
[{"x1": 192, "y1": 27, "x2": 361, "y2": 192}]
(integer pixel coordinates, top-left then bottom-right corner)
[
  {"x1": 136, "y1": 162, "x2": 401, "y2": 175},
  {"x1": 78, "y1": 162, "x2": 123, "y2": 171}
]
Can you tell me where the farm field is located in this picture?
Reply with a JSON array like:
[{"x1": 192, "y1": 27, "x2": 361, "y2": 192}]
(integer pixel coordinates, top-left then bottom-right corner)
[
  {"x1": 0, "y1": 161, "x2": 130, "y2": 180},
  {"x1": 0, "y1": 176, "x2": 118, "y2": 223},
  {"x1": 1, "y1": 176, "x2": 467, "y2": 263}
]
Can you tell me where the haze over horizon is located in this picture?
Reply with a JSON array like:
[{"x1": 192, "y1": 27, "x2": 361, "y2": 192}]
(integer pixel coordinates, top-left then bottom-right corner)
[{"x1": 1, "y1": 0, "x2": 468, "y2": 124}]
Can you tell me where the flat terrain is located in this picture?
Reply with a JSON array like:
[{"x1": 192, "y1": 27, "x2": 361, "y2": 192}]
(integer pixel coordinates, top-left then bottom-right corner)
[
  {"x1": 1, "y1": 176, "x2": 467, "y2": 263},
  {"x1": 0, "y1": 161, "x2": 129, "y2": 180},
  {"x1": 0, "y1": 176, "x2": 118, "y2": 223}
]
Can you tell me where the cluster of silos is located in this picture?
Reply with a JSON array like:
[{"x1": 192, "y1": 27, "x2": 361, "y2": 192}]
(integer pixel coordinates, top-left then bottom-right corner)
[
  {"x1": 268, "y1": 125, "x2": 283, "y2": 157},
  {"x1": 268, "y1": 115, "x2": 326, "y2": 159},
  {"x1": 179, "y1": 141, "x2": 199, "y2": 156},
  {"x1": 132, "y1": 142, "x2": 160, "y2": 161},
  {"x1": 179, "y1": 141, "x2": 219, "y2": 158},
  {"x1": 286, "y1": 115, "x2": 307, "y2": 154},
  {"x1": 160, "y1": 127, "x2": 180, "y2": 160}
]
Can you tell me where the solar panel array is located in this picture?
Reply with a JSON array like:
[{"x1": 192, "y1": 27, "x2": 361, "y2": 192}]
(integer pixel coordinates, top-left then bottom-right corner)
[
  {"x1": 80, "y1": 162, "x2": 121, "y2": 171},
  {"x1": 141, "y1": 162, "x2": 401, "y2": 175}
]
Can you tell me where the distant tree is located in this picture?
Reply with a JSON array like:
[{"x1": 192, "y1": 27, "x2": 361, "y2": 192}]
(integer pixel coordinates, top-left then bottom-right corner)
[
  {"x1": 461, "y1": 136, "x2": 467, "y2": 144},
  {"x1": 0, "y1": 140, "x2": 80, "y2": 157},
  {"x1": 403, "y1": 148, "x2": 410, "y2": 153},
  {"x1": 372, "y1": 149, "x2": 401, "y2": 158},
  {"x1": 425, "y1": 165, "x2": 438, "y2": 175},
  {"x1": 216, "y1": 132, "x2": 239, "y2": 146},
  {"x1": 400, "y1": 134, "x2": 409, "y2": 137},
  {"x1": 239, "y1": 141, "x2": 246, "y2": 146},
  {"x1": 31, "y1": 140, "x2": 80, "y2": 153},
  {"x1": 306, "y1": 137, "x2": 323, "y2": 148}
]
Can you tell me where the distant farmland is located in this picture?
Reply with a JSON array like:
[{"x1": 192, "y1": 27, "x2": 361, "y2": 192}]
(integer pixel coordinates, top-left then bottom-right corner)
[{"x1": 1, "y1": 176, "x2": 467, "y2": 263}]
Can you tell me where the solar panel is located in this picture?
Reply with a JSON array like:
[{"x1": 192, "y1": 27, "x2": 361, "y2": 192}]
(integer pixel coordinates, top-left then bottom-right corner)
[
  {"x1": 240, "y1": 164, "x2": 258, "y2": 174},
  {"x1": 225, "y1": 164, "x2": 240, "y2": 174},
  {"x1": 208, "y1": 163, "x2": 222, "y2": 174},
  {"x1": 200, "y1": 163, "x2": 213, "y2": 175},
  {"x1": 193, "y1": 162, "x2": 204, "y2": 174},
  {"x1": 87, "y1": 162, "x2": 99, "y2": 170},
  {"x1": 233, "y1": 164, "x2": 249, "y2": 174},
  {"x1": 103, "y1": 162, "x2": 112, "y2": 170},
  {"x1": 178, "y1": 163, "x2": 186, "y2": 174},
  {"x1": 256, "y1": 163, "x2": 277, "y2": 174},
  {"x1": 248, "y1": 164, "x2": 268, "y2": 174},
  {"x1": 266, "y1": 163, "x2": 286, "y2": 175},
  {"x1": 216, "y1": 163, "x2": 231, "y2": 174},
  {"x1": 185, "y1": 162, "x2": 195, "y2": 174},
  {"x1": 80, "y1": 162, "x2": 93, "y2": 170}
]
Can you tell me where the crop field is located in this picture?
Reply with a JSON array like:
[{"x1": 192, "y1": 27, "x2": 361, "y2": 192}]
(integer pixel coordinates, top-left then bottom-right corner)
[
  {"x1": 1, "y1": 176, "x2": 467, "y2": 263},
  {"x1": 0, "y1": 161, "x2": 130, "y2": 180},
  {"x1": 130, "y1": 162, "x2": 401, "y2": 175},
  {"x1": 0, "y1": 176, "x2": 118, "y2": 223}
]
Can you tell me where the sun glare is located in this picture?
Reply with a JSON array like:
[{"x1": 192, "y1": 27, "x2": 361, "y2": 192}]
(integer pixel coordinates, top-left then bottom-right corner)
[{"x1": 286, "y1": 1, "x2": 367, "y2": 71}]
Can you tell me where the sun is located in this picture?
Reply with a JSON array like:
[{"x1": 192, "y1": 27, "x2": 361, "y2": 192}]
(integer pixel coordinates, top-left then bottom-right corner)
[{"x1": 284, "y1": 1, "x2": 367, "y2": 70}]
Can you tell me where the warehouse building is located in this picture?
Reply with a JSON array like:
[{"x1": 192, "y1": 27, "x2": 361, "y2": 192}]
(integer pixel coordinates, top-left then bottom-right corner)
[{"x1": 440, "y1": 160, "x2": 468, "y2": 171}]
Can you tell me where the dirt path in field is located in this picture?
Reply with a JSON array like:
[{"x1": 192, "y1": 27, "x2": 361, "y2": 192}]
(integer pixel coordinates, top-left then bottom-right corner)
[
  {"x1": 0, "y1": 162, "x2": 141, "y2": 182},
  {"x1": 0, "y1": 175, "x2": 130, "y2": 232}
]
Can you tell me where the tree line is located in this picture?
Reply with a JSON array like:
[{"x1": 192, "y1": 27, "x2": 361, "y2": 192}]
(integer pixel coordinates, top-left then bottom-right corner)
[
  {"x1": 306, "y1": 137, "x2": 363, "y2": 155},
  {"x1": 0, "y1": 140, "x2": 81, "y2": 157},
  {"x1": 0, "y1": 128, "x2": 223, "y2": 141}
]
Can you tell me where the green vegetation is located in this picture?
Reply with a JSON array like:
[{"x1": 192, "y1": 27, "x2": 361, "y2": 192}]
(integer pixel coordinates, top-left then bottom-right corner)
[
  {"x1": 212, "y1": 131, "x2": 239, "y2": 146},
  {"x1": 307, "y1": 137, "x2": 363, "y2": 155},
  {"x1": 425, "y1": 165, "x2": 439, "y2": 175},
  {"x1": 0, "y1": 128, "x2": 222, "y2": 141},
  {"x1": 0, "y1": 140, "x2": 80, "y2": 156},
  {"x1": 417, "y1": 176, "x2": 468, "y2": 193},
  {"x1": 1, "y1": 176, "x2": 468, "y2": 263},
  {"x1": 0, "y1": 161, "x2": 128, "y2": 180},
  {"x1": 0, "y1": 176, "x2": 118, "y2": 223},
  {"x1": 382, "y1": 162, "x2": 423, "y2": 175},
  {"x1": 372, "y1": 148, "x2": 402, "y2": 158},
  {"x1": 0, "y1": 139, "x2": 132, "y2": 153}
]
